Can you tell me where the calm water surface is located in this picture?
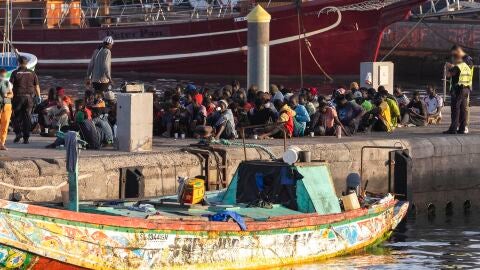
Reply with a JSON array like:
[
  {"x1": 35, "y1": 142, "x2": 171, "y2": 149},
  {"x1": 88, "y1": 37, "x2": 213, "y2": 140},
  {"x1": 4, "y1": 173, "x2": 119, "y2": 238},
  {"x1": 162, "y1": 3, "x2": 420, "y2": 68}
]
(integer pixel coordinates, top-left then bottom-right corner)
[{"x1": 290, "y1": 212, "x2": 480, "y2": 269}]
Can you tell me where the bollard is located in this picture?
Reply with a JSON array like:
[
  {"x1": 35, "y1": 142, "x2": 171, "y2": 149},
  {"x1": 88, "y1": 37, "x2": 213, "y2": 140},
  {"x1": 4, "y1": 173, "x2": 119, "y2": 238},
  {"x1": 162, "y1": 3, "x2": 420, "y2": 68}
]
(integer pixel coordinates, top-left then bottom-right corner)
[
  {"x1": 65, "y1": 131, "x2": 79, "y2": 212},
  {"x1": 247, "y1": 5, "x2": 271, "y2": 93}
]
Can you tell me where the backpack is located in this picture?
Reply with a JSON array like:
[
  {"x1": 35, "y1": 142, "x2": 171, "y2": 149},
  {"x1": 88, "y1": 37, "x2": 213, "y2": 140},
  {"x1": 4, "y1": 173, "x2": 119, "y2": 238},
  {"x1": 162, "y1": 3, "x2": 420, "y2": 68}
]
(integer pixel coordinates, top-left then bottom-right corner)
[
  {"x1": 0, "y1": 80, "x2": 9, "y2": 110},
  {"x1": 293, "y1": 115, "x2": 304, "y2": 137}
]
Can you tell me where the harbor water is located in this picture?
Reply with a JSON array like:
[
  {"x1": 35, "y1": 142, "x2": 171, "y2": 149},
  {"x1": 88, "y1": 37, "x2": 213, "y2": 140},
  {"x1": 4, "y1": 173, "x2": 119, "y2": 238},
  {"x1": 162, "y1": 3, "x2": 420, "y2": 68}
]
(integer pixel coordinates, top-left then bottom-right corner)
[{"x1": 291, "y1": 212, "x2": 480, "y2": 269}]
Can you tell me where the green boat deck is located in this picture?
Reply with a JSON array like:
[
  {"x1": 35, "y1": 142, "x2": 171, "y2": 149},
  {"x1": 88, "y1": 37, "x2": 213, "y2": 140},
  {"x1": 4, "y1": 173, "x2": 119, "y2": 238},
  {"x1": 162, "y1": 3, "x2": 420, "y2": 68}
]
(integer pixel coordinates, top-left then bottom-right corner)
[{"x1": 59, "y1": 161, "x2": 343, "y2": 222}]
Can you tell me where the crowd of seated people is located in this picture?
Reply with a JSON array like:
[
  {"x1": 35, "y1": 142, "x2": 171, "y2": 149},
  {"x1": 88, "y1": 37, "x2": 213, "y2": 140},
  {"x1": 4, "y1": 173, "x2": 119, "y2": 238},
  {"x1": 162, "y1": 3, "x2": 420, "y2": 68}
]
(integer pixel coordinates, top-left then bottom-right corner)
[
  {"x1": 153, "y1": 81, "x2": 444, "y2": 139},
  {"x1": 44, "y1": 89, "x2": 117, "y2": 149}
]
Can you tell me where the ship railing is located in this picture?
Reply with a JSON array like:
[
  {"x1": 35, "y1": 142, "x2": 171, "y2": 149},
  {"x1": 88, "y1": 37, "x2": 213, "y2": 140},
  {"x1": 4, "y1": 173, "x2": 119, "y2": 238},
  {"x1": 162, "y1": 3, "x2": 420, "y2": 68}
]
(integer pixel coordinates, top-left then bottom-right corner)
[
  {"x1": 415, "y1": 0, "x2": 480, "y2": 16},
  {"x1": 0, "y1": 1, "x2": 248, "y2": 29}
]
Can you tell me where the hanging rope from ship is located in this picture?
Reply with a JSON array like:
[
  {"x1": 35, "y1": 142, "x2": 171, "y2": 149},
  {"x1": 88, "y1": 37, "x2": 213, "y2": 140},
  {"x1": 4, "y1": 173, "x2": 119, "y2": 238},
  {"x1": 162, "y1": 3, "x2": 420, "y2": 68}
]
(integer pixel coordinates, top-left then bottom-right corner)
[
  {"x1": 295, "y1": 4, "x2": 342, "y2": 83},
  {"x1": 296, "y1": 0, "x2": 419, "y2": 82}
]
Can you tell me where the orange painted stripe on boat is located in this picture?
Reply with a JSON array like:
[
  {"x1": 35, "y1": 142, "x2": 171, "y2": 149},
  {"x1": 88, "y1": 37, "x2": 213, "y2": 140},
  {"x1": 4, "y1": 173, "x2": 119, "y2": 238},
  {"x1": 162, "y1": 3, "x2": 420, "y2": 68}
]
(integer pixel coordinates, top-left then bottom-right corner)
[
  {"x1": 31, "y1": 258, "x2": 87, "y2": 270},
  {"x1": 12, "y1": 200, "x2": 398, "y2": 232}
]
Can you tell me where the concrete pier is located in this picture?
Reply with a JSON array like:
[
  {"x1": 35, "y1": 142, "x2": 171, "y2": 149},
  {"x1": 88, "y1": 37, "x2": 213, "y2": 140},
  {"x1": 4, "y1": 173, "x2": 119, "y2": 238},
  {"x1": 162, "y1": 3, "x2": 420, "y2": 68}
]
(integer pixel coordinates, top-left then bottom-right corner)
[
  {"x1": 1, "y1": 107, "x2": 480, "y2": 215},
  {"x1": 247, "y1": 5, "x2": 271, "y2": 92}
]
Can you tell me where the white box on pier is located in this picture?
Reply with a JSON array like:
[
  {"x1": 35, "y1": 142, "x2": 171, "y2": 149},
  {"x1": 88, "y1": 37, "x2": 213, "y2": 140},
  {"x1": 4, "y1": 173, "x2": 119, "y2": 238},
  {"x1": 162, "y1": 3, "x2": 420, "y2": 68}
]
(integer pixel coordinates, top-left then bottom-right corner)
[
  {"x1": 360, "y1": 62, "x2": 395, "y2": 94},
  {"x1": 116, "y1": 93, "x2": 153, "y2": 152}
]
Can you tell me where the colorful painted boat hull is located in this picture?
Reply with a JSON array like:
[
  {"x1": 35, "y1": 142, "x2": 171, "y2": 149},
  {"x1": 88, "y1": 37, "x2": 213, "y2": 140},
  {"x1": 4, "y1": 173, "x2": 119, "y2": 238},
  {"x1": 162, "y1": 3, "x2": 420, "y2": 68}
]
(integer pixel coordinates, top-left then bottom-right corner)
[
  {"x1": 0, "y1": 198, "x2": 408, "y2": 269},
  {"x1": 10, "y1": 0, "x2": 425, "y2": 77}
]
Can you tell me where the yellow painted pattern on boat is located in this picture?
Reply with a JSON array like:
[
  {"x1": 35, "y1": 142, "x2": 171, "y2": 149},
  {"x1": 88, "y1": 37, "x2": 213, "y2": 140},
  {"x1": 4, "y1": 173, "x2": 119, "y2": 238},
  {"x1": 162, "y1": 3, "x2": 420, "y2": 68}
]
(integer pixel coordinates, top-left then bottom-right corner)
[{"x1": 0, "y1": 200, "x2": 407, "y2": 270}]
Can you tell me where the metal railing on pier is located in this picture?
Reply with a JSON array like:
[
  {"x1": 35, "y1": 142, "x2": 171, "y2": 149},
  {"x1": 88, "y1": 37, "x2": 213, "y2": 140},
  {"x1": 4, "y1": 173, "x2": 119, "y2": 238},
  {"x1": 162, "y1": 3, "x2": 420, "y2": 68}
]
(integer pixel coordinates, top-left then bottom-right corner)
[
  {"x1": 415, "y1": 0, "x2": 480, "y2": 17},
  {"x1": 0, "y1": 0, "x2": 248, "y2": 29}
]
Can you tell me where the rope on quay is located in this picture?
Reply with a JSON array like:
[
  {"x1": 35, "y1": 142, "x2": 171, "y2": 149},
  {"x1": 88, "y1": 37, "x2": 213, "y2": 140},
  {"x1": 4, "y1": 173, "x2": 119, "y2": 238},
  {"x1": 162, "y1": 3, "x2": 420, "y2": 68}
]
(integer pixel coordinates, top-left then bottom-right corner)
[
  {"x1": 0, "y1": 174, "x2": 91, "y2": 191},
  {"x1": 210, "y1": 139, "x2": 278, "y2": 160}
]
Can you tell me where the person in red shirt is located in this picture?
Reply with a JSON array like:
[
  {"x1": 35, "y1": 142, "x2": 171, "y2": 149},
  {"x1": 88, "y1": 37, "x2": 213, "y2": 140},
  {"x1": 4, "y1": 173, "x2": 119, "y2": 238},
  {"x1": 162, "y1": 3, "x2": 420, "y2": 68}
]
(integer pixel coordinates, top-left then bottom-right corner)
[{"x1": 56, "y1": 87, "x2": 74, "y2": 121}]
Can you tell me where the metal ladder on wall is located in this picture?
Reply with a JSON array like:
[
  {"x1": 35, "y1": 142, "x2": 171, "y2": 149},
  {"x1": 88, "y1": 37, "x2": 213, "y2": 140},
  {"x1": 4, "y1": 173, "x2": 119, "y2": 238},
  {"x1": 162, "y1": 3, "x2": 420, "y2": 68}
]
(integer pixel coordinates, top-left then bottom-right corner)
[{"x1": 183, "y1": 145, "x2": 228, "y2": 191}]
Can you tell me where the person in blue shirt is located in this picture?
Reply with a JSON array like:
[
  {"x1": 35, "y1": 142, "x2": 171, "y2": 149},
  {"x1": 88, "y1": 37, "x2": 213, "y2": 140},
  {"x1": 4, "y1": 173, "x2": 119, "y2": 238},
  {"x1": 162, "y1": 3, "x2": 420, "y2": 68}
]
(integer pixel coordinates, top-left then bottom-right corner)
[{"x1": 289, "y1": 94, "x2": 310, "y2": 137}]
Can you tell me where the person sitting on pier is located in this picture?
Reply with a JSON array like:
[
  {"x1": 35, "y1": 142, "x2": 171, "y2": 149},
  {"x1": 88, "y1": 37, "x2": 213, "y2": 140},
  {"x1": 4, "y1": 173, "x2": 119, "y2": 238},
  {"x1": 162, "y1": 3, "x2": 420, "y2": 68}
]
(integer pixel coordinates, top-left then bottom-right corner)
[
  {"x1": 289, "y1": 94, "x2": 310, "y2": 137},
  {"x1": 92, "y1": 109, "x2": 114, "y2": 146},
  {"x1": 37, "y1": 88, "x2": 57, "y2": 136},
  {"x1": 393, "y1": 86, "x2": 410, "y2": 108},
  {"x1": 231, "y1": 80, "x2": 246, "y2": 104},
  {"x1": 270, "y1": 84, "x2": 284, "y2": 102},
  {"x1": 378, "y1": 86, "x2": 401, "y2": 129},
  {"x1": 203, "y1": 95, "x2": 217, "y2": 117},
  {"x1": 371, "y1": 94, "x2": 393, "y2": 132},
  {"x1": 46, "y1": 96, "x2": 70, "y2": 130},
  {"x1": 393, "y1": 86, "x2": 410, "y2": 125},
  {"x1": 248, "y1": 95, "x2": 277, "y2": 126},
  {"x1": 366, "y1": 88, "x2": 377, "y2": 102},
  {"x1": 350, "y1": 82, "x2": 360, "y2": 93},
  {"x1": 211, "y1": 100, "x2": 237, "y2": 140},
  {"x1": 246, "y1": 85, "x2": 258, "y2": 110},
  {"x1": 74, "y1": 99, "x2": 92, "y2": 125},
  {"x1": 353, "y1": 89, "x2": 373, "y2": 112},
  {"x1": 186, "y1": 92, "x2": 207, "y2": 135},
  {"x1": 258, "y1": 99, "x2": 296, "y2": 139},
  {"x1": 161, "y1": 94, "x2": 186, "y2": 138},
  {"x1": 424, "y1": 86, "x2": 443, "y2": 125},
  {"x1": 309, "y1": 101, "x2": 343, "y2": 136},
  {"x1": 335, "y1": 94, "x2": 365, "y2": 136},
  {"x1": 302, "y1": 90, "x2": 317, "y2": 116},
  {"x1": 402, "y1": 91, "x2": 428, "y2": 127}
]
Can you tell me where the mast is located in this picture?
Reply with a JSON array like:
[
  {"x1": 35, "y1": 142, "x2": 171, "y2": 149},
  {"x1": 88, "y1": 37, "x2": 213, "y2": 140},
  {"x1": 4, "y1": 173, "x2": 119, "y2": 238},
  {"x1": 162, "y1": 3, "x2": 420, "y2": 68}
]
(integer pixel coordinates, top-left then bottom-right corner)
[{"x1": 2, "y1": 0, "x2": 13, "y2": 67}]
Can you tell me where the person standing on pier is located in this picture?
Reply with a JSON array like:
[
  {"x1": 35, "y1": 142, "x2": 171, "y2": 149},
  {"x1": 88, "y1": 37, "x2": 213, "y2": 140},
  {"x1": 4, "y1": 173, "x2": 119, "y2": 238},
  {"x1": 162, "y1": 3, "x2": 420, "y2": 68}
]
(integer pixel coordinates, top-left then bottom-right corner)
[
  {"x1": 444, "y1": 45, "x2": 473, "y2": 134},
  {"x1": 86, "y1": 36, "x2": 114, "y2": 95},
  {"x1": 0, "y1": 69, "x2": 13, "y2": 150},
  {"x1": 10, "y1": 56, "x2": 41, "y2": 144}
]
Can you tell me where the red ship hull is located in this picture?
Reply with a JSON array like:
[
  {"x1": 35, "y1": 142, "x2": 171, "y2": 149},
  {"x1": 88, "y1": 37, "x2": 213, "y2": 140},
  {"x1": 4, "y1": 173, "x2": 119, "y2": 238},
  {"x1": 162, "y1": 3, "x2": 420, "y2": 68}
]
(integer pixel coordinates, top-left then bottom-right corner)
[{"x1": 12, "y1": 0, "x2": 424, "y2": 78}]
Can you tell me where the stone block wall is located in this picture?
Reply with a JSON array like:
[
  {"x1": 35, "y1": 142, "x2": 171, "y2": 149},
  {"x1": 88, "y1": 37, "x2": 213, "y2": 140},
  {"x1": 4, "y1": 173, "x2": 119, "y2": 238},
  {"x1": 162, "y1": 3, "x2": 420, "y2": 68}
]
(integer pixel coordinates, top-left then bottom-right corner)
[{"x1": 1, "y1": 135, "x2": 480, "y2": 216}]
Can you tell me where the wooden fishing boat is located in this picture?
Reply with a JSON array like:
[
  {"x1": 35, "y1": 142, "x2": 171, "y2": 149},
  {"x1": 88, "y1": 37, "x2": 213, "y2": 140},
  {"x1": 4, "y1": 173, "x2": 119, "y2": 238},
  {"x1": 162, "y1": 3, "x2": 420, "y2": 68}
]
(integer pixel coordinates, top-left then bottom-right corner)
[{"x1": 0, "y1": 160, "x2": 408, "y2": 270}]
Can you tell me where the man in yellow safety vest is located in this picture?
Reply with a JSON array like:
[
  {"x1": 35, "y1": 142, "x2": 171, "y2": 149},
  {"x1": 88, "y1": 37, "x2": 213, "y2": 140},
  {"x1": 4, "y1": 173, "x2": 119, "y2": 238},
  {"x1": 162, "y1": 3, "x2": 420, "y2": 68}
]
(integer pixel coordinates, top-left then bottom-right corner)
[{"x1": 444, "y1": 45, "x2": 473, "y2": 134}]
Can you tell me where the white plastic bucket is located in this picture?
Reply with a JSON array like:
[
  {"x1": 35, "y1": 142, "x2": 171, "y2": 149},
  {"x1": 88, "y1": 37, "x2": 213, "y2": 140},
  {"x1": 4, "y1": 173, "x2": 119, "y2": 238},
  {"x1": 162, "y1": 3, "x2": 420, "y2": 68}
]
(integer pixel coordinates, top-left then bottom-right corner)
[{"x1": 282, "y1": 146, "x2": 302, "y2": 165}]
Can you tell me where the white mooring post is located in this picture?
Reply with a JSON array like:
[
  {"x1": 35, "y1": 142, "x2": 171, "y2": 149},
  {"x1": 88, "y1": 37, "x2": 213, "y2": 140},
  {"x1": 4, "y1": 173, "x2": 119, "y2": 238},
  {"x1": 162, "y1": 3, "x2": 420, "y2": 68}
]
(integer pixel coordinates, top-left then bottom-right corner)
[{"x1": 247, "y1": 5, "x2": 271, "y2": 93}]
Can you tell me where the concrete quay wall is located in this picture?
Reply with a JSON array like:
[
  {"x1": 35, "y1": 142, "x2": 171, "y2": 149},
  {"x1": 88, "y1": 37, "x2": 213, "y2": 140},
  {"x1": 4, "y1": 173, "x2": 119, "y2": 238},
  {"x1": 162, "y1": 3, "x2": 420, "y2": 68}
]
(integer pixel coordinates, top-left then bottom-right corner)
[{"x1": 1, "y1": 135, "x2": 479, "y2": 214}]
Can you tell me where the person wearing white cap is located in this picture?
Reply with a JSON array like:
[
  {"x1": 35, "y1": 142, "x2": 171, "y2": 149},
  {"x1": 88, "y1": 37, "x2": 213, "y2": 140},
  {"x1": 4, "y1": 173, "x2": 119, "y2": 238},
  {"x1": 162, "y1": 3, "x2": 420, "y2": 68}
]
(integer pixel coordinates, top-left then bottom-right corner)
[
  {"x1": 213, "y1": 100, "x2": 237, "y2": 140},
  {"x1": 86, "y1": 36, "x2": 114, "y2": 94}
]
